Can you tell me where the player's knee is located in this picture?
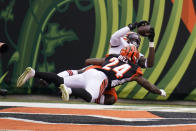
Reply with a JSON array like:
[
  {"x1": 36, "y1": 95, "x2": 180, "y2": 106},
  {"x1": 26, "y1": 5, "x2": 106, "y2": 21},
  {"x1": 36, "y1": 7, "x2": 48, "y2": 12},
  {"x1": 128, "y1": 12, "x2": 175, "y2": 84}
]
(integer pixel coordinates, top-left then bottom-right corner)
[
  {"x1": 84, "y1": 92, "x2": 92, "y2": 102},
  {"x1": 71, "y1": 88, "x2": 92, "y2": 102},
  {"x1": 104, "y1": 94, "x2": 116, "y2": 105}
]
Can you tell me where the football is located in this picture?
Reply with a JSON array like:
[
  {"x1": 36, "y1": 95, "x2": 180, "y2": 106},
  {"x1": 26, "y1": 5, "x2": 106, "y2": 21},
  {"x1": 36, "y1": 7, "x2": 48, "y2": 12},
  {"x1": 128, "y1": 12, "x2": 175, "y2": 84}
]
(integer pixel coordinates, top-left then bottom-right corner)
[{"x1": 137, "y1": 25, "x2": 151, "y2": 37}]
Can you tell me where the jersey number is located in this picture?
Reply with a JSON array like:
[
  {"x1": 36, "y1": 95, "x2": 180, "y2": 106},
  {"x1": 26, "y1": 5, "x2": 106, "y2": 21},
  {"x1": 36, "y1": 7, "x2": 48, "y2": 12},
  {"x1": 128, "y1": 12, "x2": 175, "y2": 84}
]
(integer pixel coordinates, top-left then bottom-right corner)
[{"x1": 102, "y1": 57, "x2": 131, "y2": 78}]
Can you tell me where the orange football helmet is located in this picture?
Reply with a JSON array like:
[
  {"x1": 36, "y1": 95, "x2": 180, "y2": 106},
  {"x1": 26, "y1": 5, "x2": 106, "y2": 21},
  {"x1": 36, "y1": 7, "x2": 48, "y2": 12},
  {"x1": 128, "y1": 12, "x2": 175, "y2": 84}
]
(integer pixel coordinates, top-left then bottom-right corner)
[{"x1": 120, "y1": 45, "x2": 139, "y2": 64}]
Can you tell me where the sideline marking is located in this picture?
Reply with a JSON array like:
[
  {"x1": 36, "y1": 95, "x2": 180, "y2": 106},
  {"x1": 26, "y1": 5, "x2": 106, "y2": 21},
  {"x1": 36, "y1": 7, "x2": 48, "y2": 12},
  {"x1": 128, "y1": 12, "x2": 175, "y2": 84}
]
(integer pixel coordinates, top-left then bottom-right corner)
[{"x1": 0, "y1": 102, "x2": 196, "y2": 112}]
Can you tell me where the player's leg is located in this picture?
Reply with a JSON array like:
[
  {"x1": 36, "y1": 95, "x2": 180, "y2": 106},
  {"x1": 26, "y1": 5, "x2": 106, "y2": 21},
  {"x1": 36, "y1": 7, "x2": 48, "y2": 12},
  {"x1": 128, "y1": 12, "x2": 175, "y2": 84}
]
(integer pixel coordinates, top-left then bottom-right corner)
[
  {"x1": 57, "y1": 69, "x2": 93, "y2": 101},
  {"x1": 62, "y1": 73, "x2": 93, "y2": 102},
  {"x1": 17, "y1": 67, "x2": 70, "y2": 101},
  {"x1": 57, "y1": 70, "x2": 78, "y2": 77},
  {"x1": 59, "y1": 66, "x2": 101, "y2": 100},
  {"x1": 35, "y1": 72, "x2": 64, "y2": 87},
  {"x1": 38, "y1": 70, "x2": 79, "y2": 86},
  {"x1": 61, "y1": 69, "x2": 108, "y2": 103},
  {"x1": 57, "y1": 65, "x2": 96, "y2": 78},
  {"x1": 17, "y1": 67, "x2": 64, "y2": 88},
  {"x1": 70, "y1": 88, "x2": 92, "y2": 102},
  {"x1": 83, "y1": 69, "x2": 108, "y2": 103},
  {"x1": 33, "y1": 71, "x2": 71, "y2": 101}
]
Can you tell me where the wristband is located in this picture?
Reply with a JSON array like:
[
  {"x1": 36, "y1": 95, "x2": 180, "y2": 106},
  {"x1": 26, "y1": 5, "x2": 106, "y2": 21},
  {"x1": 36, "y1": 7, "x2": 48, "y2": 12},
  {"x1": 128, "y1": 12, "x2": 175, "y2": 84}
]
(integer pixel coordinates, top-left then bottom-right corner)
[
  {"x1": 145, "y1": 59, "x2": 148, "y2": 68},
  {"x1": 149, "y1": 42, "x2": 154, "y2": 47}
]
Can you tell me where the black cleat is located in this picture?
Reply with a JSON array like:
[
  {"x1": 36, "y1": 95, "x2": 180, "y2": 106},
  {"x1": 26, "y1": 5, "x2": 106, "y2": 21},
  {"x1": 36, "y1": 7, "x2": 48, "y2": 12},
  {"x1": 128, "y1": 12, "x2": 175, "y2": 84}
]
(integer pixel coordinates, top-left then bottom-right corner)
[{"x1": 0, "y1": 88, "x2": 8, "y2": 96}]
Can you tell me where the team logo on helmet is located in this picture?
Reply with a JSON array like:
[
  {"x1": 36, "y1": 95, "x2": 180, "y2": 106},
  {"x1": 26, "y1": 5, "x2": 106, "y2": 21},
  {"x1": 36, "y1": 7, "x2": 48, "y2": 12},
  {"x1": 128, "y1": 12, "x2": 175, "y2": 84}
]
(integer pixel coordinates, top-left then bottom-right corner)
[{"x1": 120, "y1": 45, "x2": 139, "y2": 64}]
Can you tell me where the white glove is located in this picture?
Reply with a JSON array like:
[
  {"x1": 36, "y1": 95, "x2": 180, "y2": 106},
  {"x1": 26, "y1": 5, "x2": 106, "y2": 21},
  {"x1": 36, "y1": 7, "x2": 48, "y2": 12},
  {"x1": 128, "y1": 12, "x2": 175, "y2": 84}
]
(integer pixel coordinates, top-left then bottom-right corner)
[{"x1": 160, "y1": 89, "x2": 166, "y2": 97}]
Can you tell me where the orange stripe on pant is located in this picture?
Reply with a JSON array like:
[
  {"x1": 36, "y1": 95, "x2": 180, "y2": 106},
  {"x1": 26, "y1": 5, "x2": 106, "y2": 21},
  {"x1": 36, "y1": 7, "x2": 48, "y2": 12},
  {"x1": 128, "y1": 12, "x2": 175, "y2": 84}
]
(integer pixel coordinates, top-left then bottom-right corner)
[{"x1": 96, "y1": 79, "x2": 108, "y2": 104}]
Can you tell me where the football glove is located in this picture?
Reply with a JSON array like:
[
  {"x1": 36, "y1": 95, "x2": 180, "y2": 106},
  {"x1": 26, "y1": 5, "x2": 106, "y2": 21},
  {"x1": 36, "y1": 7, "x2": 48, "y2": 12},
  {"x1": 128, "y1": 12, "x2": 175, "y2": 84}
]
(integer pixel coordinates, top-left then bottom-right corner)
[
  {"x1": 128, "y1": 20, "x2": 150, "y2": 30},
  {"x1": 160, "y1": 89, "x2": 166, "y2": 97}
]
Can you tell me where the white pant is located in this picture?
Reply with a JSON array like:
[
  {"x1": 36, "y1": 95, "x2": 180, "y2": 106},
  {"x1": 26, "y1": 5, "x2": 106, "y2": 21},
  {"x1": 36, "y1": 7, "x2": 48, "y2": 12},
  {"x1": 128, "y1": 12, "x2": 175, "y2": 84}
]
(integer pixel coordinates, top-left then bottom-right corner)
[{"x1": 63, "y1": 69, "x2": 108, "y2": 102}]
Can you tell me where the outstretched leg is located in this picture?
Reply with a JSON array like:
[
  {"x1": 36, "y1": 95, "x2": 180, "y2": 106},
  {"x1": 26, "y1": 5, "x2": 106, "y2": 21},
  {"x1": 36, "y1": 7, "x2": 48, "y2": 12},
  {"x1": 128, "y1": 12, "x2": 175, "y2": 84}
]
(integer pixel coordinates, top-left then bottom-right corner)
[
  {"x1": 35, "y1": 72, "x2": 64, "y2": 87},
  {"x1": 17, "y1": 67, "x2": 64, "y2": 88},
  {"x1": 17, "y1": 67, "x2": 70, "y2": 101}
]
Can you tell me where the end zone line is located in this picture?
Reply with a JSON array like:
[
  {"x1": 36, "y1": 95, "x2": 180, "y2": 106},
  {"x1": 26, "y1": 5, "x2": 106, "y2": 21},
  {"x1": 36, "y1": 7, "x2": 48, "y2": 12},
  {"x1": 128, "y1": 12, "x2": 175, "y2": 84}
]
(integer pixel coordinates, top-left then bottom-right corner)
[{"x1": 0, "y1": 102, "x2": 196, "y2": 112}]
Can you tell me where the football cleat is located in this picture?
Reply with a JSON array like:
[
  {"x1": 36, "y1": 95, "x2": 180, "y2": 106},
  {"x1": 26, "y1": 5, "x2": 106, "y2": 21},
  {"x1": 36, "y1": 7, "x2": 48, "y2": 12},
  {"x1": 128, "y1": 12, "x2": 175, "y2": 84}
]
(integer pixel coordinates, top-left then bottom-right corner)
[
  {"x1": 0, "y1": 88, "x2": 8, "y2": 96},
  {"x1": 17, "y1": 67, "x2": 35, "y2": 88},
  {"x1": 59, "y1": 84, "x2": 69, "y2": 101}
]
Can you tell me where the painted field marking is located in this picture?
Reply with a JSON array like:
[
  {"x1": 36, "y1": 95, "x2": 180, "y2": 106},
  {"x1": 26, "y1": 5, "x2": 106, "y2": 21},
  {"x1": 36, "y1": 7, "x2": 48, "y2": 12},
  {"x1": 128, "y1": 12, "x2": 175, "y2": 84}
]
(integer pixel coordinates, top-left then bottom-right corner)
[
  {"x1": 0, "y1": 102, "x2": 196, "y2": 112},
  {"x1": 0, "y1": 103, "x2": 196, "y2": 130}
]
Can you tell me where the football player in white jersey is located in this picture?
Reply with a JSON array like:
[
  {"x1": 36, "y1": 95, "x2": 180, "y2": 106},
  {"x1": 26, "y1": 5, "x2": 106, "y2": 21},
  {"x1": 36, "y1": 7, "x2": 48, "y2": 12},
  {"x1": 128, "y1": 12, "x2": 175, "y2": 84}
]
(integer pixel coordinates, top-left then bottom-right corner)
[
  {"x1": 85, "y1": 20, "x2": 155, "y2": 68},
  {"x1": 17, "y1": 20, "x2": 164, "y2": 104}
]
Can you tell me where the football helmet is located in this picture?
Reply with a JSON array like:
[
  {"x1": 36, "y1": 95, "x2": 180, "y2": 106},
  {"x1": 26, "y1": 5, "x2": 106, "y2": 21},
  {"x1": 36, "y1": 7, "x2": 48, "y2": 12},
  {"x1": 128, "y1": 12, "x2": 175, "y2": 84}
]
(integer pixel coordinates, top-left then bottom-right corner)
[
  {"x1": 126, "y1": 32, "x2": 141, "y2": 48},
  {"x1": 120, "y1": 45, "x2": 139, "y2": 64}
]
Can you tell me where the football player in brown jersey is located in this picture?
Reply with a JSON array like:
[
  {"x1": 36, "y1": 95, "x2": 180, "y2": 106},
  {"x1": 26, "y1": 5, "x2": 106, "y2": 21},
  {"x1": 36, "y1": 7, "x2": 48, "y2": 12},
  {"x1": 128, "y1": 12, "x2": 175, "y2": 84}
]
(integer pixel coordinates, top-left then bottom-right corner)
[{"x1": 17, "y1": 45, "x2": 166, "y2": 103}]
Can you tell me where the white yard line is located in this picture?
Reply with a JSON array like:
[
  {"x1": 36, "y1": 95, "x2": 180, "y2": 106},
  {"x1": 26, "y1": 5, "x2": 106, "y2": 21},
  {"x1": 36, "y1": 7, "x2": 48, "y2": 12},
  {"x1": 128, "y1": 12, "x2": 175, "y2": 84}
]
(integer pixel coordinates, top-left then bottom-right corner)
[{"x1": 0, "y1": 102, "x2": 196, "y2": 112}]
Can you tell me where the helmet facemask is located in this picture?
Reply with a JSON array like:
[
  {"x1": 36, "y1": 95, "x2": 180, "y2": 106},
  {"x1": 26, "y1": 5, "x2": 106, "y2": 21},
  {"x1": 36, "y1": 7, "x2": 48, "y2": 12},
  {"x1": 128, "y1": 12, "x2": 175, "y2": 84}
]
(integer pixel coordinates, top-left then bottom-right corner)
[{"x1": 127, "y1": 33, "x2": 141, "y2": 49}]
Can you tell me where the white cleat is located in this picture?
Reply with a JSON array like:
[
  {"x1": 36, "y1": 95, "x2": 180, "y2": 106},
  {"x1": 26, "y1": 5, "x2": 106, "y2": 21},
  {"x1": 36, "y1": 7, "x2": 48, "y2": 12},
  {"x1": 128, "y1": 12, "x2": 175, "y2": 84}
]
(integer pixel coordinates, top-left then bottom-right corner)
[
  {"x1": 17, "y1": 67, "x2": 35, "y2": 88},
  {"x1": 59, "y1": 84, "x2": 69, "y2": 102}
]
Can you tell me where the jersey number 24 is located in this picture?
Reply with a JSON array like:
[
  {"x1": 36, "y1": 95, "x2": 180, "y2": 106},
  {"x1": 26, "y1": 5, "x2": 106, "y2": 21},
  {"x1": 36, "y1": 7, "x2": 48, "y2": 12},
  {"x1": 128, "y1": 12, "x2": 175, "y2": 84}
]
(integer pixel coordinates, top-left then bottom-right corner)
[{"x1": 102, "y1": 57, "x2": 131, "y2": 78}]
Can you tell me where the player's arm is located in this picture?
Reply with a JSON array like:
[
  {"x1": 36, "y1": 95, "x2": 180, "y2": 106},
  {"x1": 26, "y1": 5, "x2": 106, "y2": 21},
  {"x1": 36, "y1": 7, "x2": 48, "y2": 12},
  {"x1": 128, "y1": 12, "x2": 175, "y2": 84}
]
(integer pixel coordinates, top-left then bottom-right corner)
[
  {"x1": 132, "y1": 75, "x2": 166, "y2": 96},
  {"x1": 110, "y1": 20, "x2": 149, "y2": 47},
  {"x1": 147, "y1": 27, "x2": 155, "y2": 67},
  {"x1": 85, "y1": 58, "x2": 105, "y2": 66},
  {"x1": 147, "y1": 46, "x2": 155, "y2": 67},
  {"x1": 138, "y1": 27, "x2": 155, "y2": 68},
  {"x1": 138, "y1": 53, "x2": 154, "y2": 68},
  {"x1": 110, "y1": 26, "x2": 130, "y2": 47}
]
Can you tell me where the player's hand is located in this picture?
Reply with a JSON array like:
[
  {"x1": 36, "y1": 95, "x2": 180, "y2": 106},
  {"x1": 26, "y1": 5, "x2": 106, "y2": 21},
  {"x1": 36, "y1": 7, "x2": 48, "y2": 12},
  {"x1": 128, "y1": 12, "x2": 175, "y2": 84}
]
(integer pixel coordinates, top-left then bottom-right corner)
[
  {"x1": 160, "y1": 89, "x2": 166, "y2": 97},
  {"x1": 137, "y1": 20, "x2": 150, "y2": 27},
  {"x1": 148, "y1": 27, "x2": 155, "y2": 42},
  {"x1": 128, "y1": 20, "x2": 149, "y2": 31},
  {"x1": 128, "y1": 22, "x2": 138, "y2": 30}
]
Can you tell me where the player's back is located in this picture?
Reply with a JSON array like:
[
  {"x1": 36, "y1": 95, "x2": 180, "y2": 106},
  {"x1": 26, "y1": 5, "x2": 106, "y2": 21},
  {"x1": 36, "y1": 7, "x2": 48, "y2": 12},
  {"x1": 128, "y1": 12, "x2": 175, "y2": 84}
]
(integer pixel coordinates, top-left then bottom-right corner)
[{"x1": 96, "y1": 54, "x2": 141, "y2": 82}]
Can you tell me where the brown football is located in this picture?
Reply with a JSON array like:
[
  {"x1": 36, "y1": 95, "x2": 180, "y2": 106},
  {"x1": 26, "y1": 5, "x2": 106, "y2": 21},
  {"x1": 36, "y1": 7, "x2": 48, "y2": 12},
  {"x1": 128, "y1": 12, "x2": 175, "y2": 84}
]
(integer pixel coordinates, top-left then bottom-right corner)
[{"x1": 137, "y1": 25, "x2": 151, "y2": 37}]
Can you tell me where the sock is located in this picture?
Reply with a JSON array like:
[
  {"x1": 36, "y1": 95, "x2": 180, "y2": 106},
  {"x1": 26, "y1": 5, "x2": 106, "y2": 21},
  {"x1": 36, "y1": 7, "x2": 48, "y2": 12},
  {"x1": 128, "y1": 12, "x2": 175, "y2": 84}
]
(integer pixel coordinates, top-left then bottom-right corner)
[
  {"x1": 35, "y1": 72, "x2": 64, "y2": 87},
  {"x1": 71, "y1": 88, "x2": 92, "y2": 102}
]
